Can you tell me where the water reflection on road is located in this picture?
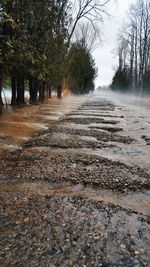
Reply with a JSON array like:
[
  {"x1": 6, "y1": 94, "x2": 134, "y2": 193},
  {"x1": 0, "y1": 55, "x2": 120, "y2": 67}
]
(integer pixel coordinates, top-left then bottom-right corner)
[
  {"x1": 0, "y1": 90, "x2": 150, "y2": 169},
  {"x1": 0, "y1": 181, "x2": 149, "y2": 216},
  {"x1": 0, "y1": 96, "x2": 87, "y2": 152},
  {"x1": 91, "y1": 90, "x2": 150, "y2": 171},
  {"x1": 0, "y1": 90, "x2": 150, "y2": 216}
]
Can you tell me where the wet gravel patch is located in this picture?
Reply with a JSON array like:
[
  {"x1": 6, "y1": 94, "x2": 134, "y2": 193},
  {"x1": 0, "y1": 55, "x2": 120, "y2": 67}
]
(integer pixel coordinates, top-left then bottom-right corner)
[
  {"x1": 63, "y1": 117, "x2": 119, "y2": 125},
  {"x1": 78, "y1": 101, "x2": 116, "y2": 111},
  {"x1": 88, "y1": 126, "x2": 123, "y2": 133},
  {"x1": 24, "y1": 134, "x2": 116, "y2": 150},
  {"x1": 0, "y1": 148, "x2": 149, "y2": 191},
  {"x1": 69, "y1": 113, "x2": 124, "y2": 118},
  {"x1": 52, "y1": 126, "x2": 134, "y2": 144},
  {"x1": 22, "y1": 131, "x2": 117, "y2": 150},
  {"x1": 0, "y1": 98, "x2": 150, "y2": 266},
  {"x1": 0, "y1": 193, "x2": 150, "y2": 266}
]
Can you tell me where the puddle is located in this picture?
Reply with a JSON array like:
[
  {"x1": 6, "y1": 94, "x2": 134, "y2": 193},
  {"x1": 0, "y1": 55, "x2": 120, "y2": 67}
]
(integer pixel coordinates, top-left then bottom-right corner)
[
  {"x1": 49, "y1": 133, "x2": 98, "y2": 143},
  {"x1": 2, "y1": 144, "x2": 22, "y2": 151},
  {"x1": 90, "y1": 142, "x2": 150, "y2": 171},
  {"x1": 80, "y1": 135, "x2": 98, "y2": 142},
  {"x1": 0, "y1": 96, "x2": 87, "y2": 151},
  {"x1": 0, "y1": 181, "x2": 149, "y2": 216},
  {"x1": 68, "y1": 115, "x2": 119, "y2": 120},
  {"x1": 59, "y1": 122, "x2": 89, "y2": 130},
  {"x1": 1, "y1": 91, "x2": 150, "y2": 217},
  {"x1": 84, "y1": 90, "x2": 150, "y2": 172},
  {"x1": 88, "y1": 126, "x2": 123, "y2": 133}
]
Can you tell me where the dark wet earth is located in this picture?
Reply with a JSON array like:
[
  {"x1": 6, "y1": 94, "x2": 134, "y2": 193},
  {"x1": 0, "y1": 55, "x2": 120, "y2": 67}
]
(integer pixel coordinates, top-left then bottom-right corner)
[{"x1": 0, "y1": 93, "x2": 150, "y2": 266}]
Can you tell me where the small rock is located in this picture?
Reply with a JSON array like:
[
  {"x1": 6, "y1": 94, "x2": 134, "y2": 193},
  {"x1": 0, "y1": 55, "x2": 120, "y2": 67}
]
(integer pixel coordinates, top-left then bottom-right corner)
[{"x1": 24, "y1": 217, "x2": 29, "y2": 223}]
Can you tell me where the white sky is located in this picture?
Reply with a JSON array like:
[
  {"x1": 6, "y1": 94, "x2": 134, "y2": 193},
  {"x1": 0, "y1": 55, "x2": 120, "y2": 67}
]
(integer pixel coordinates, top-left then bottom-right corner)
[{"x1": 93, "y1": 0, "x2": 136, "y2": 87}]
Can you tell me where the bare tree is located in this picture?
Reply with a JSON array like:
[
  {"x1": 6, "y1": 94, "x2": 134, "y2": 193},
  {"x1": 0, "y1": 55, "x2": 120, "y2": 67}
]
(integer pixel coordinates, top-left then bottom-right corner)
[
  {"x1": 113, "y1": 0, "x2": 150, "y2": 93},
  {"x1": 67, "y1": 0, "x2": 112, "y2": 46},
  {"x1": 74, "y1": 21, "x2": 100, "y2": 51}
]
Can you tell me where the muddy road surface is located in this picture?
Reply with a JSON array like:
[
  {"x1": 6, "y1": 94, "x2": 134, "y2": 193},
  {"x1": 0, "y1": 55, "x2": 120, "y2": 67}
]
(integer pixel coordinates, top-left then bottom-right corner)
[{"x1": 0, "y1": 91, "x2": 150, "y2": 266}]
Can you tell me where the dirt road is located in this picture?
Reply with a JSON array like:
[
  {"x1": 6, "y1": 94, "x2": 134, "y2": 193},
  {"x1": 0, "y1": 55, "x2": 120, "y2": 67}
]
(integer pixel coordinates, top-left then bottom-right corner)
[{"x1": 0, "y1": 92, "x2": 150, "y2": 266}]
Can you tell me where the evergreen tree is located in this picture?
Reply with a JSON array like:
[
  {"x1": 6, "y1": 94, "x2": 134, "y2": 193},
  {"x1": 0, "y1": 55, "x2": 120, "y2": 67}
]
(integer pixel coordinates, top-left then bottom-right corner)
[
  {"x1": 0, "y1": 0, "x2": 69, "y2": 105},
  {"x1": 111, "y1": 67, "x2": 130, "y2": 92},
  {"x1": 65, "y1": 42, "x2": 97, "y2": 94},
  {"x1": 143, "y1": 71, "x2": 150, "y2": 93}
]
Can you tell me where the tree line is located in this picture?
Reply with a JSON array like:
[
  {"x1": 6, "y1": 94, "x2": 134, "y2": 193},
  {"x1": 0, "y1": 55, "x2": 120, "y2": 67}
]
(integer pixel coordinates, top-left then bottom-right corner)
[
  {"x1": 111, "y1": 0, "x2": 150, "y2": 94},
  {"x1": 0, "y1": 0, "x2": 112, "y2": 108}
]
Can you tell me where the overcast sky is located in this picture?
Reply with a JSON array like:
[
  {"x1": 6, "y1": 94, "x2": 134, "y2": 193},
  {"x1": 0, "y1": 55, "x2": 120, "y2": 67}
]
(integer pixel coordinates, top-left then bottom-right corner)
[{"x1": 93, "y1": 0, "x2": 136, "y2": 87}]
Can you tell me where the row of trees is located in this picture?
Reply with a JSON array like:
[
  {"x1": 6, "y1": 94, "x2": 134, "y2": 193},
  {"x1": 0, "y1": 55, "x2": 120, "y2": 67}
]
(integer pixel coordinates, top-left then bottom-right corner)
[
  {"x1": 0, "y1": 0, "x2": 112, "y2": 108},
  {"x1": 0, "y1": 0, "x2": 70, "y2": 106},
  {"x1": 111, "y1": 0, "x2": 150, "y2": 94}
]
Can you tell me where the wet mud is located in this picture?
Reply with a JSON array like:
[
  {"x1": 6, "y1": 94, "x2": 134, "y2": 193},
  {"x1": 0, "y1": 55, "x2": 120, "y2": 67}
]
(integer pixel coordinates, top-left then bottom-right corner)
[{"x1": 0, "y1": 92, "x2": 150, "y2": 266}]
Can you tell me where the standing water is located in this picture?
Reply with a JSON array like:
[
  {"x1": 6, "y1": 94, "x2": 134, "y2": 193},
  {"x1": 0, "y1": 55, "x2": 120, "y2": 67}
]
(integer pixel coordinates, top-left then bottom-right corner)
[
  {"x1": 90, "y1": 90, "x2": 150, "y2": 171},
  {"x1": 0, "y1": 90, "x2": 150, "y2": 217},
  {"x1": 0, "y1": 95, "x2": 87, "y2": 153}
]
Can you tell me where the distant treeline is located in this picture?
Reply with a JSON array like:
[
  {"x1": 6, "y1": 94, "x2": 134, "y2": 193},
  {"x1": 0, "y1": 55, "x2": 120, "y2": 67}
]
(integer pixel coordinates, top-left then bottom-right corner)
[
  {"x1": 111, "y1": 0, "x2": 150, "y2": 94},
  {"x1": 0, "y1": 0, "x2": 112, "y2": 108}
]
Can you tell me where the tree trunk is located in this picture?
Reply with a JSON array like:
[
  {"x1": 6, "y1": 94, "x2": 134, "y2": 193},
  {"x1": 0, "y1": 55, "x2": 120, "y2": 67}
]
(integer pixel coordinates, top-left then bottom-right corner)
[
  {"x1": 48, "y1": 87, "x2": 51, "y2": 98},
  {"x1": 0, "y1": 75, "x2": 4, "y2": 109},
  {"x1": 47, "y1": 82, "x2": 51, "y2": 99},
  {"x1": 29, "y1": 76, "x2": 37, "y2": 105},
  {"x1": 11, "y1": 76, "x2": 17, "y2": 105},
  {"x1": 39, "y1": 81, "x2": 45, "y2": 103},
  {"x1": 129, "y1": 27, "x2": 135, "y2": 90},
  {"x1": 39, "y1": 81, "x2": 48, "y2": 103},
  {"x1": 57, "y1": 85, "x2": 62, "y2": 98},
  {"x1": 33, "y1": 78, "x2": 38, "y2": 104},
  {"x1": 0, "y1": 83, "x2": 4, "y2": 108},
  {"x1": 17, "y1": 76, "x2": 25, "y2": 104}
]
